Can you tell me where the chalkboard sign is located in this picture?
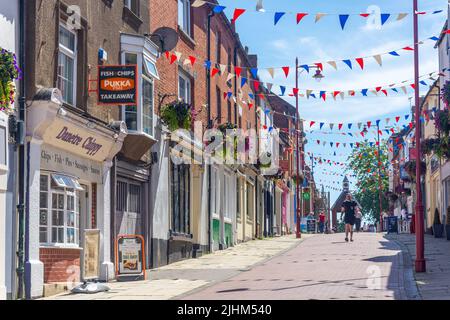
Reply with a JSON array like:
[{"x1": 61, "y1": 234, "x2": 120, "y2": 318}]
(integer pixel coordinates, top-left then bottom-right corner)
[
  {"x1": 387, "y1": 216, "x2": 399, "y2": 234},
  {"x1": 307, "y1": 219, "x2": 316, "y2": 233},
  {"x1": 115, "y1": 235, "x2": 146, "y2": 281}
]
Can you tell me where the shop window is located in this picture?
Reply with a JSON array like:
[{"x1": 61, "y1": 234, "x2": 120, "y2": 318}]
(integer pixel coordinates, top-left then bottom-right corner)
[
  {"x1": 57, "y1": 25, "x2": 77, "y2": 106},
  {"x1": 171, "y1": 163, "x2": 190, "y2": 235},
  {"x1": 39, "y1": 173, "x2": 81, "y2": 246},
  {"x1": 247, "y1": 182, "x2": 254, "y2": 221},
  {"x1": 236, "y1": 178, "x2": 241, "y2": 219},
  {"x1": 178, "y1": 69, "x2": 192, "y2": 104},
  {"x1": 178, "y1": 0, "x2": 191, "y2": 36}
]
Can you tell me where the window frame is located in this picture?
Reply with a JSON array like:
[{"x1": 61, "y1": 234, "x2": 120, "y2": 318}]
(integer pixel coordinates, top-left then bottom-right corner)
[
  {"x1": 178, "y1": 0, "x2": 192, "y2": 36},
  {"x1": 57, "y1": 24, "x2": 77, "y2": 107},
  {"x1": 39, "y1": 173, "x2": 81, "y2": 248},
  {"x1": 120, "y1": 50, "x2": 158, "y2": 139},
  {"x1": 170, "y1": 163, "x2": 191, "y2": 235},
  {"x1": 124, "y1": 0, "x2": 140, "y2": 16},
  {"x1": 178, "y1": 68, "x2": 192, "y2": 104}
]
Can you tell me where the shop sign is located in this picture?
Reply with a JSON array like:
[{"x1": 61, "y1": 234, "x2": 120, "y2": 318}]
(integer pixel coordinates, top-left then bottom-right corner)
[
  {"x1": 43, "y1": 120, "x2": 113, "y2": 163},
  {"x1": 98, "y1": 65, "x2": 138, "y2": 105},
  {"x1": 41, "y1": 144, "x2": 103, "y2": 183},
  {"x1": 115, "y1": 235, "x2": 146, "y2": 279}
]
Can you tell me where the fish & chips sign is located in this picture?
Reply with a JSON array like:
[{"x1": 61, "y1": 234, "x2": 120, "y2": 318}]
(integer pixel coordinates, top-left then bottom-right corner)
[{"x1": 98, "y1": 65, "x2": 137, "y2": 105}]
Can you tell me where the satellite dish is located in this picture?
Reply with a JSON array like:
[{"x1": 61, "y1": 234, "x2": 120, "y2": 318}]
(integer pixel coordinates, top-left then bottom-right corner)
[{"x1": 148, "y1": 27, "x2": 179, "y2": 53}]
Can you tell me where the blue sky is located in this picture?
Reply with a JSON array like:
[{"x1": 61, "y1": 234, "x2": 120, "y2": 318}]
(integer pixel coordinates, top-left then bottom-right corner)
[{"x1": 217, "y1": 0, "x2": 448, "y2": 206}]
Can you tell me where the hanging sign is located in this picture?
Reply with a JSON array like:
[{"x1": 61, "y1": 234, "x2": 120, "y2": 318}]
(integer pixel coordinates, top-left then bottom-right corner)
[
  {"x1": 98, "y1": 65, "x2": 138, "y2": 105},
  {"x1": 115, "y1": 235, "x2": 146, "y2": 280}
]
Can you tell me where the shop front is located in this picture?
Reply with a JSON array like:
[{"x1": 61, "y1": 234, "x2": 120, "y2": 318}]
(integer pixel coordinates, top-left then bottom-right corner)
[{"x1": 26, "y1": 89, "x2": 126, "y2": 298}]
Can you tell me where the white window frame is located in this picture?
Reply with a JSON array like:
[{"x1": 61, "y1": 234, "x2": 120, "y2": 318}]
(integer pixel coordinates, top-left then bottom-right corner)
[
  {"x1": 57, "y1": 24, "x2": 77, "y2": 106},
  {"x1": 178, "y1": 68, "x2": 192, "y2": 104},
  {"x1": 39, "y1": 173, "x2": 81, "y2": 248},
  {"x1": 120, "y1": 50, "x2": 158, "y2": 139},
  {"x1": 178, "y1": 0, "x2": 191, "y2": 36}
]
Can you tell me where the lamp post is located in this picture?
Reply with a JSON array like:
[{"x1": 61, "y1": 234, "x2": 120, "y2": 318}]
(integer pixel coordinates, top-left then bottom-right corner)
[
  {"x1": 295, "y1": 60, "x2": 324, "y2": 238},
  {"x1": 376, "y1": 123, "x2": 384, "y2": 232},
  {"x1": 413, "y1": 0, "x2": 426, "y2": 273}
]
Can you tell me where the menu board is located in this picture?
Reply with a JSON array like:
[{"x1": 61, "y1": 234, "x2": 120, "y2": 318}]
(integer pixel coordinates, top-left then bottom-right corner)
[
  {"x1": 83, "y1": 230, "x2": 100, "y2": 279},
  {"x1": 117, "y1": 236, "x2": 145, "y2": 276}
]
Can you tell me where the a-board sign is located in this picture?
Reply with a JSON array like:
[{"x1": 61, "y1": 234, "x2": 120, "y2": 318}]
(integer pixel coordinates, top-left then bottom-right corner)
[
  {"x1": 387, "y1": 216, "x2": 399, "y2": 234},
  {"x1": 83, "y1": 230, "x2": 100, "y2": 279},
  {"x1": 307, "y1": 219, "x2": 316, "y2": 233},
  {"x1": 115, "y1": 235, "x2": 146, "y2": 279},
  {"x1": 98, "y1": 65, "x2": 137, "y2": 105}
]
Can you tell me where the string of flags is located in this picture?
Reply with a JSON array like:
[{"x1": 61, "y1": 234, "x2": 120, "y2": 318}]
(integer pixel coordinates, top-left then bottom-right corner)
[
  {"x1": 164, "y1": 35, "x2": 440, "y2": 77},
  {"x1": 191, "y1": 0, "x2": 444, "y2": 30},
  {"x1": 304, "y1": 114, "x2": 412, "y2": 131}
]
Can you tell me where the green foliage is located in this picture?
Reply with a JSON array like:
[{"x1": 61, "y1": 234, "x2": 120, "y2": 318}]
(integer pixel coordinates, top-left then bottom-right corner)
[
  {"x1": 160, "y1": 101, "x2": 192, "y2": 132},
  {"x1": 346, "y1": 141, "x2": 389, "y2": 222},
  {"x1": 0, "y1": 48, "x2": 20, "y2": 112}
]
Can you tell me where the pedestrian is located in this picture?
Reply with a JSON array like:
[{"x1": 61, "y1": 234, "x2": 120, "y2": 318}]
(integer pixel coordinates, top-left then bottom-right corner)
[
  {"x1": 340, "y1": 193, "x2": 357, "y2": 242},
  {"x1": 354, "y1": 206, "x2": 362, "y2": 232},
  {"x1": 318, "y1": 211, "x2": 326, "y2": 233}
]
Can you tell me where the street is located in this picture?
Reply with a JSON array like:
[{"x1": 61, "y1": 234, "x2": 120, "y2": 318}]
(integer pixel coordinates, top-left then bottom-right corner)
[
  {"x1": 43, "y1": 232, "x2": 431, "y2": 301},
  {"x1": 182, "y1": 233, "x2": 414, "y2": 300}
]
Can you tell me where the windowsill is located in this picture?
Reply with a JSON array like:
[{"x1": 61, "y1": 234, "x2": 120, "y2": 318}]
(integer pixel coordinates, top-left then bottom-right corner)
[
  {"x1": 40, "y1": 244, "x2": 83, "y2": 250},
  {"x1": 123, "y1": 7, "x2": 143, "y2": 30},
  {"x1": 177, "y1": 25, "x2": 196, "y2": 48},
  {"x1": 169, "y1": 231, "x2": 193, "y2": 242}
]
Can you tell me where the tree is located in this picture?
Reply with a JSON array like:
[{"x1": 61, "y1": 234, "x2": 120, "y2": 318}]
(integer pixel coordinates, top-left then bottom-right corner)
[{"x1": 346, "y1": 141, "x2": 389, "y2": 223}]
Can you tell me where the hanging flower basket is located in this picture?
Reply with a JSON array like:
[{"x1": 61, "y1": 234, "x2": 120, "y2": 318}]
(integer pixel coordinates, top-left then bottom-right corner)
[
  {"x1": 434, "y1": 109, "x2": 450, "y2": 135},
  {"x1": 421, "y1": 137, "x2": 440, "y2": 155},
  {"x1": 160, "y1": 100, "x2": 192, "y2": 132},
  {"x1": 441, "y1": 81, "x2": 450, "y2": 108},
  {"x1": 0, "y1": 48, "x2": 20, "y2": 113},
  {"x1": 218, "y1": 122, "x2": 238, "y2": 135},
  {"x1": 404, "y1": 160, "x2": 426, "y2": 180}
]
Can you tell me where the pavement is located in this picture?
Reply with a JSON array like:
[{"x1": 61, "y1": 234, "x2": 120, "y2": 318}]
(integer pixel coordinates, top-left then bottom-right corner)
[
  {"x1": 386, "y1": 233, "x2": 450, "y2": 300},
  {"x1": 41, "y1": 235, "x2": 307, "y2": 300},
  {"x1": 183, "y1": 232, "x2": 413, "y2": 300}
]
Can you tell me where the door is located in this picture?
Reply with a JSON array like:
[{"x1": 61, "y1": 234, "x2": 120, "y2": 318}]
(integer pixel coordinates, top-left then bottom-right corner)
[
  {"x1": 116, "y1": 180, "x2": 142, "y2": 237},
  {"x1": 78, "y1": 184, "x2": 90, "y2": 280}
]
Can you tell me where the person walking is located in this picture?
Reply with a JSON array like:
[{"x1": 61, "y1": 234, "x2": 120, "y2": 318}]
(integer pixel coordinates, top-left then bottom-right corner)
[
  {"x1": 355, "y1": 206, "x2": 362, "y2": 232},
  {"x1": 318, "y1": 211, "x2": 326, "y2": 234},
  {"x1": 340, "y1": 193, "x2": 357, "y2": 242}
]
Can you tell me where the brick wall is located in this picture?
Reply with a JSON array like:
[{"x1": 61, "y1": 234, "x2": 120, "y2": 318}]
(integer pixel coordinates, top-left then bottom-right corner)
[
  {"x1": 40, "y1": 248, "x2": 81, "y2": 283},
  {"x1": 150, "y1": 0, "x2": 259, "y2": 135}
]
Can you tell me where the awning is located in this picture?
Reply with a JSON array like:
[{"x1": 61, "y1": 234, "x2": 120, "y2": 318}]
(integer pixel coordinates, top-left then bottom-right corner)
[{"x1": 51, "y1": 174, "x2": 84, "y2": 191}]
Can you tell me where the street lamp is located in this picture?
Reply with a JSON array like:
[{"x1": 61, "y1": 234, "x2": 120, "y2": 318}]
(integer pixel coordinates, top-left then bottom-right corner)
[
  {"x1": 413, "y1": 0, "x2": 426, "y2": 273},
  {"x1": 295, "y1": 60, "x2": 325, "y2": 239}
]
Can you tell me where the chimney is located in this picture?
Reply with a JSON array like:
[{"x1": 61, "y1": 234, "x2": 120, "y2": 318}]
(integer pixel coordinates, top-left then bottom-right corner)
[{"x1": 248, "y1": 54, "x2": 258, "y2": 68}]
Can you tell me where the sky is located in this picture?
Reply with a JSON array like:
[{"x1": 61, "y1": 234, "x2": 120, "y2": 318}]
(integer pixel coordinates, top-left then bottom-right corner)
[{"x1": 216, "y1": 0, "x2": 448, "y2": 207}]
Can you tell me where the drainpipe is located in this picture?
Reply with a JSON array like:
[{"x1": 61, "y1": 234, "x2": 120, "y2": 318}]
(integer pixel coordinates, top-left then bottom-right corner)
[
  {"x1": 206, "y1": 10, "x2": 214, "y2": 252},
  {"x1": 16, "y1": 0, "x2": 26, "y2": 300}
]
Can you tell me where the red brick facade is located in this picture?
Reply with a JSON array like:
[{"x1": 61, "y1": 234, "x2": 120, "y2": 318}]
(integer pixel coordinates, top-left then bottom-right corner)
[
  {"x1": 40, "y1": 248, "x2": 81, "y2": 283},
  {"x1": 150, "y1": 0, "x2": 260, "y2": 134}
]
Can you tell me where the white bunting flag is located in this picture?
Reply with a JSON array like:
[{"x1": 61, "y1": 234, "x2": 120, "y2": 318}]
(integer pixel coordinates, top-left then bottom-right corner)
[
  {"x1": 174, "y1": 51, "x2": 182, "y2": 62},
  {"x1": 226, "y1": 73, "x2": 235, "y2": 83},
  {"x1": 397, "y1": 13, "x2": 408, "y2": 21},
  {"x1": 306, "y1": 90, "x2": 313, "y2": 99},
  {"x1": 327, "y1": 61, "x2": 338, "y2": 70},
  {"x1": 340, "y1": 92, "x2": 345, "y2": 100},
  {"x1": 219, "y1": 64, "x2": 227, "y2": 75},
  {"x1": 315, "y1": 13, "x2": 327, "y2": 23},
  {"x1": 266, "y1": 83, "x2": 273, "y2": 92},
  {"x1": 256, "y1": 0, "x2": 265, "y2": 12},
  {"x1": 192, "y1": 0, "x2": 206, "y2": 8},
  {"x1": 373, "y1": 55, "x2": 383, "y2": 66}
]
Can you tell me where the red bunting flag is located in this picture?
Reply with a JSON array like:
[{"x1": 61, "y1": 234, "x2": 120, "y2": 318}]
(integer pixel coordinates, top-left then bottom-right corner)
[
  {"x1": 409, "y1": 122, "x2": 413, "y2": 129},
  {"x1": 315, "y1": 63, "x2": 323, "y2": 71},
  {"x1": 321, "y1": 92, "x2": 326, "y2": 101},
  {"x1": 263, "y1": 125, "x2": 268, "y2": 130},
  {"x1": 248, "y1": 103, "x2": 253, "y2": 109},
  {"x1": 188, "y1": 56, "x2": 196, "y2": 66},
  {"x1": 338, "y1": 123, "x2": 343, "y2": 130},
  {"x1": 381, "y1": 89, "x2": 388, "y2": 96},
  {"x1": 211, "y1": 68, "x2": 219, "y2": 77},
  {"x1": 396, "y1": 116, "x2": 400, "y2": 122},
  {"x1": 253, "y1": 81, "x2": 260, "y2": 91},
  {"x1": 232, "y1": 9, "x2": 246, "y2": 23},
  {"x1": 411, "y1": 84, "x2": 416, "y2": 90},
  {"x1": 235, "y1": 66, "x2": 242, "y2": 77},
  {"x1": 223, "y1": 92, "x2": 228, "y2": 100},
  {"x1": 282, "y1": 67, "x2": 290, "y2": 78},
  {"x1": 296, "y1": 13, "x2": 308, "y2": 24},
  {"x1": 336, "y1": 143, "x2": 340, "y2": 148},
  {"x1": 317, "y1": 140, "x2": 320, "y2": 145},
  {"x1": 293, "y1": 88, "x2": 299, "y2": 96},
  {"x1": 310, "y1": 121, "x2": 316, "y2": 127},
  {"x1": 360, "y1": 13, "x2": 370, "y2": 18},
  {"x1": 258, "y1": 93, "x2": 265, "y2": 100},
  {"x1": 333, "y1": 91, "x2": 340, "y2": 98},
  {"x1": 170, "y1": 54, "x2": 177, "y2": 64},
  {"x1": 443, "y1": 29, "x2": 450, "y2": 34},
  {"x1": 356, "y1": 58, "x2": 364, "y2": 70},
  {"x1": 367, "y1": 121, "x2": 372, "y2": 128},
  {"x1": 165, "y1": 51, "x2": 170, "y2": 59},
  {"x1": 375, "y1": 87, "x2": 381, "y2": 92},
  {"x1": 402, "y1": 46, "x2": 414, "y2": 51}
]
